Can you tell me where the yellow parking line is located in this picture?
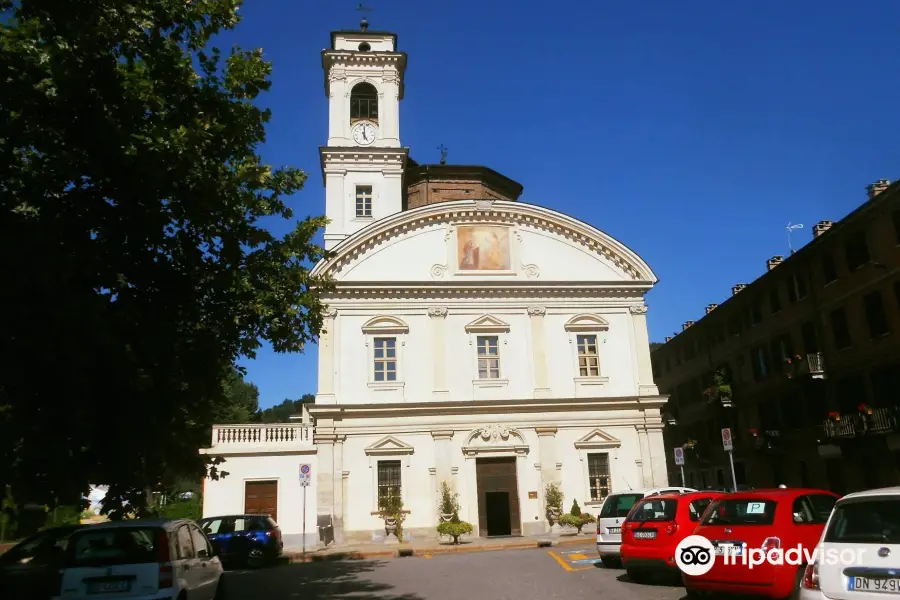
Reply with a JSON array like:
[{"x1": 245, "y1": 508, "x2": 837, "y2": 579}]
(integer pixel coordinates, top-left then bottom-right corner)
[
  {"x1": 548, "y1": 550, "x2": 574, "y2": 571},
  {"x1": 568, "y1": 553, "x2": 588, "y2": 560}
]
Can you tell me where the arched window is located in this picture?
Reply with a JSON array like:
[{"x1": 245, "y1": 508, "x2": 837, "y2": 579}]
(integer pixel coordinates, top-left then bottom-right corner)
[{"x1": 350, "y1": 82, "x2": 378, "y2": 122}]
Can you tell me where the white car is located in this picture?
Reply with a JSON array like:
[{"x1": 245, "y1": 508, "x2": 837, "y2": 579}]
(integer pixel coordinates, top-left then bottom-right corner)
[
  {"x1": 801, "y1": 486, "x2": 900, "y2": 600},
  {"x1": 55, "y1": 518, "x2": 224, "y2": 599},
  {"x1": 596, "y1": 486, "x2": 697, "y2": 567}
]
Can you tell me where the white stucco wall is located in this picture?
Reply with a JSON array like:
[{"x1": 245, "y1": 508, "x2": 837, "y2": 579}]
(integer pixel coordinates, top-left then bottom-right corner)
[{"x1": 202, "y1": 451, "x2": 318, "y2": 547}]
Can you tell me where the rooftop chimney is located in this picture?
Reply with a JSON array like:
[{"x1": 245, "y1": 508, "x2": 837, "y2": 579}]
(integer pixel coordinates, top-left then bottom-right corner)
[
  {"x1": 706, "y1": 304, "x2": 718, "y2": 314},
  {"x1": 665, "y1": 336, "x2": 673, "y2": 342},
  {"x1": 682, "y1": 321, "x2": 695, "y2": 331},
  {"x1": 732, "y1": 284, "x2": 747, "y2": 296},
  {"x1": 812, "y1": 220, "x2": 833, "y2": 238},
  {"x1": 867, "y1": 179, "x2": 891, "y2": 199},
  {"x1": 767, "y1": 256, "x2": 784, "y2": 271}
]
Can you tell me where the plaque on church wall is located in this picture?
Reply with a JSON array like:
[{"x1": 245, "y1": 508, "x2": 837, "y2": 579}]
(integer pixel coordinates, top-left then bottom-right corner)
[
  {"x1": 528, "y1": 491, "x2": 538, "y2": 499},
  {"x1": 457, "y1": 225, "x2": 510, "y2": 271}
]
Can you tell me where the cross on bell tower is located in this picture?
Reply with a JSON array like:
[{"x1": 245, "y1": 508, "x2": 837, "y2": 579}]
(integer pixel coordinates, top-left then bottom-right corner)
[{"x1": 355, "y1": 3, "x2": 372, "y2": 31}]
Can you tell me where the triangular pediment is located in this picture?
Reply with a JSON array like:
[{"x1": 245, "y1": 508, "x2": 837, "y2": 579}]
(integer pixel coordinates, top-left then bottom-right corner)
[
  {"x1": 464, "y1": 314, "x2": 510, "y2": 333},
  {"x1": 364, "y1": 435, "x2": 415, "y2": 456},
  {"x1": 574, "y1": 428, "x2": 621, "y2": 449},
  {"x1": 564, "y1": 313, "x2": 610, "y2": 332}
]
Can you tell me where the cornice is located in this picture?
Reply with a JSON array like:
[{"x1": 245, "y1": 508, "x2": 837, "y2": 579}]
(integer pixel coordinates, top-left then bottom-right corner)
[
  {"x1": 311, "y1": 199, "x2": 658, "y2": 283},
  {"x1": 322, "y1": 282, "x2": 652, "y2": 300},
  {"x1": 308, "y1": 394, "x2": 669, "y2": 420}
]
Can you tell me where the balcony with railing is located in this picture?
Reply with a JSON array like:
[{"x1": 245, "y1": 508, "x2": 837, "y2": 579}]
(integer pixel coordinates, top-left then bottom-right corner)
[
  {"x1": 822, "y1": 406, "x2": 900, "y2": 439},
  {"x1": 791, "y1": 353, "x2": 826, "y2": 379},
  {"x1": 199, "y1": 423, "x2": 313, "y2": 455}
]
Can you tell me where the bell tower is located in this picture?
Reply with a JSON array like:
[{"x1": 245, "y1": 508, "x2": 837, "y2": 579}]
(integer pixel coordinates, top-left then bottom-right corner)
[{"x1": 320, "y1": 16, "x2": 409, "y2": 250}]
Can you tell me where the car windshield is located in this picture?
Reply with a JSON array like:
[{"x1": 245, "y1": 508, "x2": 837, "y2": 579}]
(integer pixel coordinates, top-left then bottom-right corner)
[
  {"x1": 629, "y1": 498, "x2": 677, "y2": 522},
  {"x1": 0, "y1": 526, "x2": 77, "y2": 566},
  {"x1": 825, "y1": 497, "x2": 900, "y2": 544},
  {"x1": 689, "y1": 498, "x2": 714, "y2": 522},
  {"x1": 703, "y1": 498, "x2": 777, "y2": 526},
  {"x1": 67, "y1": 527, "x2": 161, "y2": 567},
  {"x1": 600, "y1": 494, "x2": 643, "y2": 518}
]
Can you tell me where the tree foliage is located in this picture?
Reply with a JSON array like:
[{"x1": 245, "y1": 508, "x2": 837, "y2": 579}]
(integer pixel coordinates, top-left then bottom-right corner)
[
  {"x1": 0, "y1": 0, "x2": 331, "y2": 517},
  {"x1": 255, "y1": 394, "x2": 314, "y2": 423}
]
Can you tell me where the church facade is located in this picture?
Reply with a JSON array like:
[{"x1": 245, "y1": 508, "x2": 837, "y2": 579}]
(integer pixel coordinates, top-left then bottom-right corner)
[{"x1": 202, "y1": 22, "x2": 669, "y2": 547}]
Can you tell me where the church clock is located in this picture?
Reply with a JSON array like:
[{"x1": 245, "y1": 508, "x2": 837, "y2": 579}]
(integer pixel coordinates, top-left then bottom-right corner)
[{"x1": 351, "y1": 121, "x2": 377, "y2": 146}]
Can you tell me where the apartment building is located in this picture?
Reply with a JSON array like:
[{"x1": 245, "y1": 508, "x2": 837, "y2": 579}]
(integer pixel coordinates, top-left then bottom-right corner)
[{"x1": 652, "y1": 179, "x2": 900, "y2": 495}]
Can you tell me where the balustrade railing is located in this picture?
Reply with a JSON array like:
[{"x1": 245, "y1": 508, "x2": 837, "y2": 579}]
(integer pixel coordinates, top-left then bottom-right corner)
[
  {"x1": 822, "y1": 406, "x2": 900, "y2": 439},
  {"x1": 210, "y1": 423, "x2": 311, "y2": 447}
]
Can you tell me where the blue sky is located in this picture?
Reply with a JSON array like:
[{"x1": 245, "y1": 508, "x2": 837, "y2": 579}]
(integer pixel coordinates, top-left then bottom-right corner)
[{"x1": 222, "y1": 1, "x2": 900, "y2": 408}]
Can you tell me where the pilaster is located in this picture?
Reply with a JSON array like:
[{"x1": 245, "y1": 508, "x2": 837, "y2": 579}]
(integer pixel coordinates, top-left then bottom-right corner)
[
  {"x1": 636, "y1": 426, "x2": 653, "y2": 487},
  {"x1": 535, "y1": 426, "x2": 558, "y2": 533},
  {"x1": 528, "y1": 307, "x2": 552, "y2": 399},
  {"x1": 315, "y1": 434, "x2": 346, "y2": 545},
  {"x1": 630, "y1": 305, "x2": 659, "y2": 396},
  {"x1": 428, "y1": 307, "x2": 450, "y2": 400},
  {"x1": 647, "y1": 425, "x2": 669, "y2": 487},
  {"x1": 316, "y1": 309, "x2": 338, "y2": 403}
]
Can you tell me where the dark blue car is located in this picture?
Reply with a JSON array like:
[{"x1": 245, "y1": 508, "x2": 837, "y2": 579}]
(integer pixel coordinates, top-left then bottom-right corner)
[{"x1": 197, "y1": 514, "x2": 283, "y2": 568}]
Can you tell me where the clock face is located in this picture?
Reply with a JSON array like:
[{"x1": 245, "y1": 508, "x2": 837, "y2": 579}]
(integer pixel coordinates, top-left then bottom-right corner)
[{"x1": 352, "y1": 121, "x2": 377, "y2": 145}]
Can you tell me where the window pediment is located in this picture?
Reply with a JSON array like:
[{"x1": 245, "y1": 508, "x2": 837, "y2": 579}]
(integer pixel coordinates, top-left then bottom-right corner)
[
  {"x1": 564, "y1": 313, "x2": 609, "y2": 333},
  {"x1": 364, "y1": 435, "x2": 414, "y2": 456},
  {"x1": 464, "y1": 314, "x2": 510, "y2": 334},
  {"x1": 361, "y1": 315, "x2": 409, "y2": 335},
  {"x1": 574, "y1": 428, "x2": 621, "y2": 450}
]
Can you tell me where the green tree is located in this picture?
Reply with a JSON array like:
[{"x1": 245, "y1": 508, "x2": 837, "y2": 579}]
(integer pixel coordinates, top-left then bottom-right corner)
[
  {"x1": 0, "y1": 0, "x2": 331, "y2": 518},
  {"x1": 215, "y1": 367, "x2": 261, "y2": 424},
  {"x1": 255, "y1": 394, "x2": 315, "y2": 423}
]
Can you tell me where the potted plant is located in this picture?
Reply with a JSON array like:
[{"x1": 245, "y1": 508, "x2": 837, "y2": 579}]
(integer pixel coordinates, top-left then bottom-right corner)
[
  {"x1": 544, "y1": 482, "x2": 564, "y2": 526},
  {"x1": 558, "y1": 500, "x2": 597, "y2": 534},
  {"x1": 380, "y1": 494, "x2": 406, "y2": 542},
  {"x1": 436, "y1": 512, "x2": 474, "y2": 544},
  {"x1": 437, "y1": 481, "x2": 458, "y2": 522}
]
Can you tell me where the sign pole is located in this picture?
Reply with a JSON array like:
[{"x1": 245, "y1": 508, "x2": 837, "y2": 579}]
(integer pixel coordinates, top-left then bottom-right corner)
[
  {"x1": 680, "y1": 465, "x2": 686, "y2": 487},
  {"x1": 302, "y1": 485, "x2": 307, "y2": 557},
  {"x1": 728, "y1": 450, "x2": 738, "y2": 491}
]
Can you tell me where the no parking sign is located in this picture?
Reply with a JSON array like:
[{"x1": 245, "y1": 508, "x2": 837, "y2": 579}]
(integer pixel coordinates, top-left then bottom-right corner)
[
  {"x1": 299, "y1": 463, "x2": 312, "y2": 487},
  {"x1": 673, "y1": 447, "x2": 685, "y2": 466},
  {"x1": 721, "y1": 428, "x2": 733, "y2": 452}
]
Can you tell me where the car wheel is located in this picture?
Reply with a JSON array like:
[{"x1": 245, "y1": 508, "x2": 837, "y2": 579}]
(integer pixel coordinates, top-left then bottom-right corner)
[
  {"x1": 245, "y1": 546, "x2": 267, "y2": 569},
  {"x1": 626, "y1": 567, "x2": 649, "y2": 583},
  {"x1": 600, "y1": 556, "x2": 622, "y2": 569}
]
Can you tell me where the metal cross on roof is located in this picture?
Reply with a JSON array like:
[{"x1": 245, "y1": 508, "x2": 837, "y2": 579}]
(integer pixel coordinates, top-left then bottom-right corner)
[
  {"x1": 356, "y1": 3, "x2": 372, "y2": 31},
  {"x1": 437, "y1": 144, "x2": 448, "y2": 165}
]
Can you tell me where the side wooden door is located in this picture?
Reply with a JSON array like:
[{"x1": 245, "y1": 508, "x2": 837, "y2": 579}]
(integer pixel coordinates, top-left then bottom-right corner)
[{"x1": 244, "y1": 480, "x2": 278, "y2": 522}]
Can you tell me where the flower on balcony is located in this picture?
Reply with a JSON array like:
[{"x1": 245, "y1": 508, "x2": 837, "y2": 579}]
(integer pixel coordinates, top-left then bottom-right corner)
[
  {"x1": 748, "y1": 428, "x2": 758, "y2": 437},
  {"x1": 828, "y1": 411, "x2": 841, "y2": 421},
  {"x1": 858, "y1": 403, "x2": 872, "y2": 415},
  {"x1": 683, "y1": 439, "x2": 698, "y2": 450}
]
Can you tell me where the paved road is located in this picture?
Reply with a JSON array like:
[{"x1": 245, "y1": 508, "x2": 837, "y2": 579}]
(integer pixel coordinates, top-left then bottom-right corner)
[{"x1": 221, "y1": 544, "x2": 688, "y2": 600}]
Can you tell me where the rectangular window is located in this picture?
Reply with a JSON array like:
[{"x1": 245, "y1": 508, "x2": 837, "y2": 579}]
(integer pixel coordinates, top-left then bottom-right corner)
[
  {"x1": 801, "y1": 321, "x2": 819, "y2": 353},
  {"x1": 821, "y1": 253, "x2": 837, "y2": 284},
  {"x1": 830, "y1": 308, "x2": 851, "y2": 350},
  {"x1": 373, "y1": 337, "x2": 397, "y2": 381},
  {"x1": 844, "y1": 231, "x2": 870, "y2": 271},
  {"x1": 587, "y1": 453, "x2": 611, "y2": 500},
  {"x1": 577, "y1": 334, "x2": 600, "y2": 376},
  {"x1": 751, "y1": 346, "x2": 769, "y2": 380},
  {"x1": 377, "y1": 460, "x2": 401, "y2": 509},
  {"x1": 864, "y1": 291, "x2": 890, "y2": 338},
  {"x1": 476, "y1": 335, "x2": 500, "y2": 379},
  {"x1": 750, "y1": 302, "x2": 762, "y2": 325},
  {"x1": 769, "y1": 288, "x2": 781, "y2": 313},
  {"x1": 355, "y1": 185, "x2": 373, "y2": 218}
]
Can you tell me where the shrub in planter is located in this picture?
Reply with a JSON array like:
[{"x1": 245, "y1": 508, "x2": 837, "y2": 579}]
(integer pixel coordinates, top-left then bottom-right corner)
[
  {"x1": 437, "y1": 513, "x2": 474, "y2": 544},
  {"x1": 559, "y1": 500, "x2": 596, "y2": 533},
  {"x1": 379, "y1": 494, "x2": 406, "y2": 542},
  {"x1": 437, "y1": 481, "x2": 459, "y2": 522},
  {"x1": 544, "y1": 482, "x2": 564, "y2": 524}
]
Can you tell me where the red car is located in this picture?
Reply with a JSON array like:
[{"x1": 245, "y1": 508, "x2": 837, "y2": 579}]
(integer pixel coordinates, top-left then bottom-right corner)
[
  {"x1": 683, "y1": 488, "x2": 839, "y2": 599},
  {"x1": 621, "y1": 491, "x2": 723, "y2": 582}
]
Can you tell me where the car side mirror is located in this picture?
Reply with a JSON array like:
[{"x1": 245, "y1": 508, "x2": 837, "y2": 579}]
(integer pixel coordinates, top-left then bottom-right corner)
[{"x1": 197, "y1": 549, "x2": 209, "y2": 559}]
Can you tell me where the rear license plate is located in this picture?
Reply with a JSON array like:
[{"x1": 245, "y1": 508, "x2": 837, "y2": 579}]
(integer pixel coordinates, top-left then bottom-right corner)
[
  {"x1": 850, "y1": 578, "x2": 900, "y2": 593},
  {"x1": 86, "y1": 579, "x2": 131, "y2": 593},
  {"x1": 634, "y1": 531, "x2": 657, "y2": 540},
  {"x1": 714, "y1": 542, "x2": 743, "y2": 556},
  {"x1": 607, "y1": 527, "x2": 621, "y2": 534}
]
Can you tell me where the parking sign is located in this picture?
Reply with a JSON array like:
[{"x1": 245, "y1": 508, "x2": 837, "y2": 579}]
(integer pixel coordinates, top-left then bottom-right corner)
[
  {"x1": 299, "y1": 463, "x2": 312, "y2": 487},
  {"x1": 721, "y1": 428, "x2": 733, "y2": 452},
  {"x1": 673, "y1": 446, "x2": 685, "y2": 466}
]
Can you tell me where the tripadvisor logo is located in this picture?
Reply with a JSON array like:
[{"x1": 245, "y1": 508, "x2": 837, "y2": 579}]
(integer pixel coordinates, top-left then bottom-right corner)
[{"x1": 675, "y1": 535, "x2": 715, "y2": 576}]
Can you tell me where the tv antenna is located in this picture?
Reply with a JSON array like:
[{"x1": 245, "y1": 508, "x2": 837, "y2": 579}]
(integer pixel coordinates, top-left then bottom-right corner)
[
  {"x1": 437, "y1": 144, "x2": 448, "y2": 165},
  {"x1": 786, "y1": 222, "x2": 804, "y2": 254},
  {"x1": 356, "y1": 3, "x2": 372, "y2": 31}
]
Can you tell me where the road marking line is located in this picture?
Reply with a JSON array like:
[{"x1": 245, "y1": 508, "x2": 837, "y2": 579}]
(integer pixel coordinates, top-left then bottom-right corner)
[
  {"x1": 568, "y1": 553, "x2": 588, "y2": 560},
  {"x1": 547, "y1": 550, "x2": 574, "y2": 572},
  {"x1": 423, "y1": 553, "x2": 432, "y2": 559}
]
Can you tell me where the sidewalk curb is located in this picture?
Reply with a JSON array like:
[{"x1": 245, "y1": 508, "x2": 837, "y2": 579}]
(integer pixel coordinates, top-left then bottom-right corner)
[{"x1": 285, "y1": 535, "x2": 593, "y2": 562}]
